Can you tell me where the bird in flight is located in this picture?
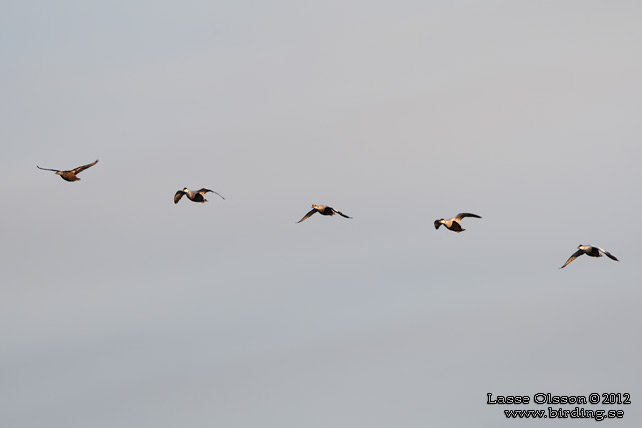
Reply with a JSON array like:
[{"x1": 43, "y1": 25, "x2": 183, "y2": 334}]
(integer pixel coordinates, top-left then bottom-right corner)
[
  {"x1": 297, "y1": 204, "x2": 352, "y2": 223},
  {"x1": 560, "y1": 244, "x2": 619, "y2": 269},
  {"x1": 174, "y1": 187, "x2": 225, "y2": 204},
  {"x1": 434, "y1": 212, "x2": 482, "y2": 232},
  {"x1": 36, "y1": 159, "x2": 99, "y2": 182}
]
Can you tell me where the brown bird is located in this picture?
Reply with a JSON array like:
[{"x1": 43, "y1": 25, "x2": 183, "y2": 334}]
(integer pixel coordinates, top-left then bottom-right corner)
[
  {"x1": 37, "y1": 159, "x2": 99, "y2": 182},
  {"x1": 297, "y1": 204, "x2": 352, "y2": 223},
  {"x1": 434, "y1": 212, "x2": 481, "y2": 232},
  {"x1": 560, "y1": 245, "x2": 619, "y2": 269},
  {"x1": 174, "y1": 187, "x2": 225, "y2": 204}
]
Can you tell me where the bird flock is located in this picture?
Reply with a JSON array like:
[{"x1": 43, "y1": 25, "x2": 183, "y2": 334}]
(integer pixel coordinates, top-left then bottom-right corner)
[{"x1": 37, "y1": 159, "x2": 620, "y2": 270}]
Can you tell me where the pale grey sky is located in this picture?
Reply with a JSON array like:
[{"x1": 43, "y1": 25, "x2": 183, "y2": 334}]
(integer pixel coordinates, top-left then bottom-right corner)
[{"x1": 1, "y1": 1, "x2": 641, "y2": 427}]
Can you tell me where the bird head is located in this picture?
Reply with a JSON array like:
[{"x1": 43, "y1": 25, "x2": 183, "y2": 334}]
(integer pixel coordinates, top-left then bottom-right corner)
[
  {"x1": 183, "y1": 188, "x2": 189, "y2": 192},
  {"x1": 312, "y1": 204, "x2": 318, "y2": 209}
]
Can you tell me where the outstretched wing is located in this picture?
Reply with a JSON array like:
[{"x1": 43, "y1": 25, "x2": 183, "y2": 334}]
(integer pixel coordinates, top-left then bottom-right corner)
[
  {"x1": 560, "y1": 249, "x2": 584, "y2": 269},
  {"x1": 198, "y1": 188, "x2": 225, "y2": 200},
  {"x1": 297, "y1": 208, "x2": 317, "y2": 223},
  {"x1": 596, "y1": 247, "x2": 619, "y2": 262},
  {"x1": 455, "y1": 213, "x2": 482, "y2": 221},
  {"x1": 71, "y1": 159, "x2": 99, "y2": 175},
  {"x1": 174, "y1": 191, "x2": 186, "y2": 204},
  {"x1": 36, "y1": 165, "x2": 60, "y2": 172},
  {"x1": 332, "y1": 208, "x2": 352, "y2": 219}
]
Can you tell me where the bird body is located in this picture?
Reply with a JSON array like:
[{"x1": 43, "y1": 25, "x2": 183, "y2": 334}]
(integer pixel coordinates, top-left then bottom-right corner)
[
  {"x1": 174, "y1": 187, "x2": 225, "y2": 204},
  {"x1": 434, "y1": 212, "x2": 481, "y2": 232},
  {"x1": 297, "y1": 204, "x2": 352, "y2": 223},
  {"x1": 560, "y1": 245, "x2": 619, "y2": 269},
  {"x1": 37, "y1": 159, "x2": 99, "y2": 182}
]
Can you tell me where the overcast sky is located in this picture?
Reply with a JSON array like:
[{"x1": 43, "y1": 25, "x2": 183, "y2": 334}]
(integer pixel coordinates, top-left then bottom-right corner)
[{"x1": 2, "y1": 1, "x2": 641, "y2": 427}]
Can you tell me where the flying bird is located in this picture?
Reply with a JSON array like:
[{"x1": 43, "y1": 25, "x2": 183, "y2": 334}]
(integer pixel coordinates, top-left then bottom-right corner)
[
  {"x1": 434, "y1": 212, "x2": 481, "y2": 232},
  {"x1": 174, "y1": 187, "x2": 225, "y2": 204},
  {"x1": 36, "y1": 159, "x2": 99, "y2": 182},
  {"x1": 560, "y1": 245, "x2": 619, "y2": 269},
  {"x1": 297, "y1": 204, "x2": 352, "y2": 223}
]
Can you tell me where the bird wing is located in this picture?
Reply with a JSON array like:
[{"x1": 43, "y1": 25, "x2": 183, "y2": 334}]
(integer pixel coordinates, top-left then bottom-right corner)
[
  {"x1": 198, "y1": 188, "x2": 225, "y2": 200},
  {"x1": 596, "y1": 247, "x2": 619, "y2": 262},
  {"x1": 332, "y1": 208, "x2": 352, "y2": 219},
  {"x1": 455, "y1": 213, "x2": 482, "y2": 220},
  {"x1": 174, "y1": 191, "x2": 186, "y2": 204},
  {"x1": 297, "y1": 208, "x2": 317, "y2": 223},
  {"x1": 71, "y1": 159, "x2": 99, "y2": 175},
  {"x1": 36, "y1": 165, "x2": 60, "y2": 172},
  {"x1": 560, "y1": 249, "x2": 584, "y2": 269}
]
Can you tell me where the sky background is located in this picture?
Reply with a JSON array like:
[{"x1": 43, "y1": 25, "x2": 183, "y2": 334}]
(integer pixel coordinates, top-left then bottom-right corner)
[{"x1": 1, "y1": 1, "x2": 641, "y2": 427}]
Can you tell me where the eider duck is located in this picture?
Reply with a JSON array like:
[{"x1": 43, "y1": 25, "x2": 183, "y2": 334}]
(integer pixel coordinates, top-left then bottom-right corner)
[
  {"x1": 434, "y1": 212, "x2": 481, "y2": 232},
  {"x1": 560, "y1": 245, "x2": 619, "y2": 269},
  {"x1": 36, "y1": 159, "x2": 99, "y2": 182},
  {"x1": 297, "y1": 204, "x2": 352, "y2": 223},
  {"x1": 174, "y1": 188, "x2": 225, "y2": 204}
]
